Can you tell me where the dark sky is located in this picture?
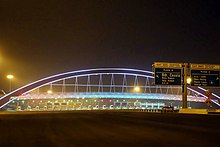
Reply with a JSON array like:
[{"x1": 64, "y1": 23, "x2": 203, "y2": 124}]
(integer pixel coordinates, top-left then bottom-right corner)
[{"x1": 0, "y1": 0, "x2": 220, "y2": 91}]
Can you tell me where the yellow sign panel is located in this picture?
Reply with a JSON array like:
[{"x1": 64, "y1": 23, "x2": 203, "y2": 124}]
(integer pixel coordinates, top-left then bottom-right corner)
[
  {"x1": 190, "y1": 63, "x2": 220, "y2": 70},
  {"x1": 154, "y1": 62, "x2": 182, "y2": 68}
]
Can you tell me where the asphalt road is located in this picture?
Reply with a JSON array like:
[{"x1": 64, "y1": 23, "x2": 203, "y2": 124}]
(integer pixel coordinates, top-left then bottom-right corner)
[{"x1": 0, "y1": 111, "x2": 220, "y2": 147}]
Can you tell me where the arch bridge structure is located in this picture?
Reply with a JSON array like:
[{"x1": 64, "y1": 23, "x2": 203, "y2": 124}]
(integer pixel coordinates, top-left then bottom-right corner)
[{"x1": 1, "y1": 68, "x2": 220, "y2": 111}]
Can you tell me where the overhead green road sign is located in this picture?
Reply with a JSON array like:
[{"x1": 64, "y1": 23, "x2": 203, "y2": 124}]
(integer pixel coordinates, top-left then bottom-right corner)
[
  {"x1": 190, "y1": 63, "x2": 220, "y2": 87},
  {"x1": 154, "y1": 68, "x2": 182, "y2": 85},
  {"x1": 190, "y1": 70, "x2": 220, "y2": 87}
]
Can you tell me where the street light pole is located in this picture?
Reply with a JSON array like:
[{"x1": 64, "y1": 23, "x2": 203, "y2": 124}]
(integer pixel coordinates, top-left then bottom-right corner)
[
  {"x1": 6, "y1": 74, "x2": 14, "y2": 93},
  {"x1": 182, "y1": 64, "x2": 188, "y2": 108}
]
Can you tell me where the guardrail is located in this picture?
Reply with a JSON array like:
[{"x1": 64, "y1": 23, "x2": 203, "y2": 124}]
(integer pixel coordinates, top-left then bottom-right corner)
[{"x1": 108, "y1": 109, "x2": 179, "y2": 113}]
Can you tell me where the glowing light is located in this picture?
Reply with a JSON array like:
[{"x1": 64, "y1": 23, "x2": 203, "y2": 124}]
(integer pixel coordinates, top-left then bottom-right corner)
[
  {"x1": 6, "y1": 75, "x2": 14, "y2": 79},
  {"x1": 47, "y1": 90, "x2": 52, "y2": 94},
  {"x1": 6, "y1": 74, "x2": 14, "y2": 93},
  {"x1": 187, "y1": 77, "x2": 192, "y2": 84},
  {"x1": 134, "y1": 86, "x2": 140, "y2": 92}
]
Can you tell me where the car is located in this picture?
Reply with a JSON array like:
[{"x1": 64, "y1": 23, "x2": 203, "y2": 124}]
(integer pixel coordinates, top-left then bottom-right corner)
[{"x1": 162, "y1": 106, "x2": 174, "y2": 111}]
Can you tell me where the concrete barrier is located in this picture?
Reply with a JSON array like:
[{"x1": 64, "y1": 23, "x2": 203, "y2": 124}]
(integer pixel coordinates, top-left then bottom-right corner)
[
  {"x1": 207, "y1": 109, "x2": 220, "y2": 114},
  {"x1": 215, "y1": 109, "x2": 220, "y2": 112},
  {"x1": 179, "y1": 108, "x2": 208, "y2": 114}
]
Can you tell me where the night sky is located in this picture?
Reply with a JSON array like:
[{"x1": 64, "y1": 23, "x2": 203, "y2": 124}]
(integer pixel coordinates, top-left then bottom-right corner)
[{"x1": 0, "y1": 0, "x2": 220, "y2": 91}]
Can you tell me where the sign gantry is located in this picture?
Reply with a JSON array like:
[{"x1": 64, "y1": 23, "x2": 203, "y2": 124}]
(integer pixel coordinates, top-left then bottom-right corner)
[{"x1": 152, "y1": 62, "x2": 220, "y2": 108}]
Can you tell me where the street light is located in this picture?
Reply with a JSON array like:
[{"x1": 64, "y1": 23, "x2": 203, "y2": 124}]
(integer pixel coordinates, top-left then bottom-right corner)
[
  {"x1": 47, "y1": 90, "x2": 52, "y2": 94},
  {"x1": 187, "y1": 77, "x2": 192, "y2": 84},
  {"x1": 6, "y1": 74, "x2": 14, "y2": 92},
  {"x1": 134, "y1": 86, "x2": 140, "y2": 92}
]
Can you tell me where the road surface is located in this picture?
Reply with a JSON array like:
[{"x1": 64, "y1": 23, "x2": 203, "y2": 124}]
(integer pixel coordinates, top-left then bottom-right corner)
[{"x1": 0, "y1": 111, "x2": 220, "y2": 147}]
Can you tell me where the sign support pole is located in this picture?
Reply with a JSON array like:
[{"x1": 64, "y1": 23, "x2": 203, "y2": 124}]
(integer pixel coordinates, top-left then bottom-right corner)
[{"x1": 182, "y1": 63, "x2": 188, "y2": 108}]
